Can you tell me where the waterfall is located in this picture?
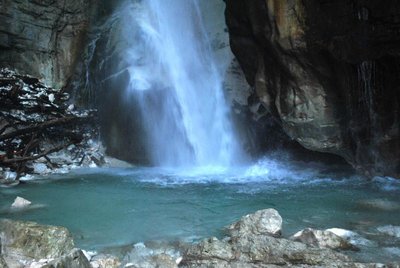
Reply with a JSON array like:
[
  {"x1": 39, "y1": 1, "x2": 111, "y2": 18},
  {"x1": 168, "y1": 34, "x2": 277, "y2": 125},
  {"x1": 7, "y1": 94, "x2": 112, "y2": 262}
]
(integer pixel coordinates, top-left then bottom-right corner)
[{"x1": 119, "y1": 0, "x2": 243, "y2": 167}]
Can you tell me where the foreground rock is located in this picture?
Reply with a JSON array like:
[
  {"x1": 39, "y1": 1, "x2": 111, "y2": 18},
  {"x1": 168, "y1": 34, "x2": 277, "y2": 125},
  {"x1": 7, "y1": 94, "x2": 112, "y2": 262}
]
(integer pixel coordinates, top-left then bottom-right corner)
[
  {"x1": 181, "y1": 209, "x2": 400, "y2": 267},
  {"x1": 227, "y1": 208, "x2": 282, "y2": 237},
  {"x1": 291, "y1": 228, "x2": 358, "y2": 251},
  {"x1": 90, "y1": 254, "x2": 121, "y2": 268},
  {"x1": 0, "y1": 219, "x2": 99, "y2": 268},
  {"x1": 41, "y1": 248, "x2": 91, "y2": 268},
  {"x1": 183, "y1": 209, "x2": 358, "y2": 267},
  {"x1": 1, "y1": 211, "x2": 399, "y2": 268},
  {"x1": 0, "y1": 219, "x2": 74, "y2": 260}
]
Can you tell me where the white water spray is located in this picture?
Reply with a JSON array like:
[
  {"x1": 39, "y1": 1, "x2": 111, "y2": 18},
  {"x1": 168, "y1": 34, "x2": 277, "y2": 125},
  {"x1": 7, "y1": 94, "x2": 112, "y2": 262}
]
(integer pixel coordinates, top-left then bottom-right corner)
[{"x1": 121, "y1": 0, "x2": 243, "y2": 167}]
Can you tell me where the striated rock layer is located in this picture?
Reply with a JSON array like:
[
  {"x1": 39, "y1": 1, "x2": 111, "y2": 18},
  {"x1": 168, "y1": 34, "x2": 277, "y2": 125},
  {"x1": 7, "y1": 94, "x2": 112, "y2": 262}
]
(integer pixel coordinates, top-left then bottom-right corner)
[
  {"x1": 0, "y1": 0, "x2": 98, "y2": 88},
  {"x1": 225, "y1": 0, "x2": 400, "y2": 178}
]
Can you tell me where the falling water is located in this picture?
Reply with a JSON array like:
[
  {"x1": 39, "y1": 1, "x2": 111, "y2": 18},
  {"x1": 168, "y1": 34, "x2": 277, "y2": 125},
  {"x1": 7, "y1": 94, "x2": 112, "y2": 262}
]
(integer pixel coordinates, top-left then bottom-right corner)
[{"x1": 121, "y1": 0, "x2": 243, "y2": 167}]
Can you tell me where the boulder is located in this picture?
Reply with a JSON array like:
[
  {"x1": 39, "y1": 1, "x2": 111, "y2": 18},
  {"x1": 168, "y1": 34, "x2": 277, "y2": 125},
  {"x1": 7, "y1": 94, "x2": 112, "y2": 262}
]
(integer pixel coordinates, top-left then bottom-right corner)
[
  {"x1": 122, "y1": 242, "x2": 180, "y2": 268},
  {"x1": 183, "y1": 232, "x2": 353, "y2": 267},
  {"x1": 184, "y1": 237, "x2": 234, "y2": 263},
  {"x1": 227, "y1": 208, "x2": 282, "y2": 238},
  {"x1": 291, "y1": 228, "x2": 358, "y2": 251},
  {"x1": 90, "y1": 254, "x2": 121, "y2": 268},
  {"x1": 183, "y1": 209, "x2": 354, "y2": 267},
  {"x1": 42, "y1": 248, "x2": 91, "y2": 268},
  {"x1": 0, "y1": 219, "x2": 74, "y2": 260},
  {"x1": 11, "y1": 196, "x2": 32, "y2": 209},
  {"x1": 377, "y1": 225, "x2": 400, "y2": 238}
]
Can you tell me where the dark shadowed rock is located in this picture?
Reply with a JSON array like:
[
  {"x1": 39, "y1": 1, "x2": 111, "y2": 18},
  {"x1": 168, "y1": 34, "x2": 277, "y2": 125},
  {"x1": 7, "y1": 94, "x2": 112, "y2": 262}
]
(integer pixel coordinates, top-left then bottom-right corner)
[{"x1": 225, "y1": 0, "x2": 400, "y2": 178}]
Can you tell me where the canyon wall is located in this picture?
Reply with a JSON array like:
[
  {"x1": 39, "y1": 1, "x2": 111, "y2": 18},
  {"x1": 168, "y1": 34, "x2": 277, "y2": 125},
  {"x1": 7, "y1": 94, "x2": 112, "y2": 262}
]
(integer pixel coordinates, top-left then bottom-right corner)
[
  {"x1": 0, "y1": 0, "x2": 101, "y2": 88},
  {"x1": 1, "y1": 0, "x2": 399, "y2": 176},
  {"x1": 225, "y1": 0, "x2": 400, "y2": 177}
]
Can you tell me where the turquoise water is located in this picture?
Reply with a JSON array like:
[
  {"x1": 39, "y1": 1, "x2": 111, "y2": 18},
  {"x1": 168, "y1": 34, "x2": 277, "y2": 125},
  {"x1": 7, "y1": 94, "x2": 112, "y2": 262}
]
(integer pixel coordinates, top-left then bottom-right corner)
[{"x1": 0, "y1": 156, "x2": 399, "y2": 262}]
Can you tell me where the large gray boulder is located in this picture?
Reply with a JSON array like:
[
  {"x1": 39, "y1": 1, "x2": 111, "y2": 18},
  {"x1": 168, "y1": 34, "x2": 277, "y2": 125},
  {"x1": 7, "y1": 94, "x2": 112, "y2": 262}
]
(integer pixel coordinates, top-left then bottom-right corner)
[
  {"x1": 227, "y1": 208, "x2": 283, "y2": 238},
  {"x1": 183, "y1": 231, "x2": 354, "y2": 267},
  {"x1": 0, "y1": 219, "x2": 74, "y2": 260}
]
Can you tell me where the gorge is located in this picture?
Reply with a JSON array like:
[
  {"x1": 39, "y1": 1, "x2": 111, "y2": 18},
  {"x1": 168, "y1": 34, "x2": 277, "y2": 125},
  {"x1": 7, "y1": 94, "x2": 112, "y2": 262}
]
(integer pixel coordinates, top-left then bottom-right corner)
[{"x1": 0, "y1": 0, "x2": 400, "y2": 267}]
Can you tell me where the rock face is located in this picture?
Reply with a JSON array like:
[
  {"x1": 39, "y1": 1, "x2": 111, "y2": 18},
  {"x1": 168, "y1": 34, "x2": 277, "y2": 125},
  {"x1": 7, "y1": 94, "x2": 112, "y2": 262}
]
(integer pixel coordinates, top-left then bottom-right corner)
[
  {"x1": 0, "y1": 0, "x2": 96, "y2": 88},
  {"x1": 0, "y1": 219, "x2": 96, "y2": 267},
  {"x1": 0, "y1": 219, "x2": 74, "y2": 260},
  {"x1": 225, "y1": 0, "x2": 400, "y2": 178}
]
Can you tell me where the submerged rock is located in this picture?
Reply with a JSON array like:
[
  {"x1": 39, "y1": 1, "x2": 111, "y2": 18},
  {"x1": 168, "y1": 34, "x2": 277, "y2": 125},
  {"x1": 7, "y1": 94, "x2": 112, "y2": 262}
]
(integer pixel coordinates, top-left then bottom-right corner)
[
  {"x1": 226, "y1": 208, "x2": 282, "y2": 237},
  {"x1": 11, "y1": 196, "x2": 32, "y2": 209},
  {"x1": 291, "y1": 228, "x2": 358, "y2": 251},
  {"x1": 358, "y1": 199, "x2": 400, "y2": 211},
  {"x1": 377, "y1": 225, "x2": 400, "y2": 238}
]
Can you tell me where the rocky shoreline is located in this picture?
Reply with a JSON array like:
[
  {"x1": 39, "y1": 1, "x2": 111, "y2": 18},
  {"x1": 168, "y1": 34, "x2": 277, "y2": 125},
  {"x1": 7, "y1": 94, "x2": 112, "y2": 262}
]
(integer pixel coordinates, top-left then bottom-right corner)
[{"x1": 1, "y1": 209, "x2": 399, "y2": 268}]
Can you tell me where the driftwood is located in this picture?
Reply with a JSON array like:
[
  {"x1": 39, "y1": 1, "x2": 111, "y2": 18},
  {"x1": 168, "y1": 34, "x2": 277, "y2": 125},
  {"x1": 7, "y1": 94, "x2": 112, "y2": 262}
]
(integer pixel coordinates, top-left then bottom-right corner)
[
  {"x1": 0, "y1": 69, "x2": 98, "y2": 180},
  {"x1": 2, "y1": 144, "x2": 69, "y2": 164},
  {"x1": 0, "y1": 116, "x2": 93, "y2": 141}
]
